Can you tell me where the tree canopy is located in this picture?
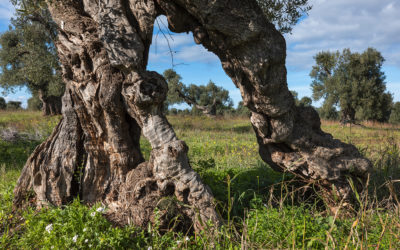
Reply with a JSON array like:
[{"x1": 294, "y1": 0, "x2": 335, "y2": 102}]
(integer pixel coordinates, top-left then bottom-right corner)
[
  {"x1": 0, "y1": 0, "x2": 63, "y2": 115},
  {"x1": 290, "y1": 90, "x2": 312, "y2": 107},
  {"x1": 311, "y1": 48, "x2": 392, "y2": 123},
  {"x1": 256, "y1": 0, "x2": 312, "y2": 34},
  {"x1": 163, "y1": 69, "x2": 233, "y2": 116},
  {"x1": 0, "y1": 97, "x2": 6, "y2": 110},
  {"x1": 389, "y1": 102, "x2": 400, "y2": 124}
]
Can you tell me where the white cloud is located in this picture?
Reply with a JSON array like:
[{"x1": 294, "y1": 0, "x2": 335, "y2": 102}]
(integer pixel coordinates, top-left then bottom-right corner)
[
  {"x1": 0, "y1": 1, "x2": 14, "y2": 21},
  {"x1": 286, "y1": 0, "x2": 400, "y2": 70},
  {"x1": 175, "y1": 45, "x2": 219, "y2": 64}
]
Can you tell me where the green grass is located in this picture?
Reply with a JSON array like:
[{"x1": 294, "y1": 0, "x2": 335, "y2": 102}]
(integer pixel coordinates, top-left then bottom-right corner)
[{"x1": 1, "y1": 111, "x2": 400, "y2": 249}]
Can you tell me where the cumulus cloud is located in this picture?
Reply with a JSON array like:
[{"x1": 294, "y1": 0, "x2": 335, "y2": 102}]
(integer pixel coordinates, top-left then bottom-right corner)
[
  {"x1": 0, "y1": 1, "x2": 14, "y2": 21},
  {"x1": 286, "y1": 0, "x2": 400, "y2": 70}
]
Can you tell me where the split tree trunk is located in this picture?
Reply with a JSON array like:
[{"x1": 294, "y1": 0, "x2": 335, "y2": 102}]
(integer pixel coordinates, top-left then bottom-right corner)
[
  {"x1": 14, "y1": 0, "x2": 371, "y2": 232},
  {"x1": 14, "y1": 0, "x2": 219, "y2": 231}
]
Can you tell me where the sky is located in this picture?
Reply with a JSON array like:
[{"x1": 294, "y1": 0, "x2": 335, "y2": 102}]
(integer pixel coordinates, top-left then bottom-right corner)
[{"x1": 1, "y1": 0, "x2": 400, "y2": 108}]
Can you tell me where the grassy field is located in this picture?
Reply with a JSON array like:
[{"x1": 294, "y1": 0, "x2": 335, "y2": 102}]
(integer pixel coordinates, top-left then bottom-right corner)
[{"x1": 1, "y1": 111, "x2": 399, "y2": 249}]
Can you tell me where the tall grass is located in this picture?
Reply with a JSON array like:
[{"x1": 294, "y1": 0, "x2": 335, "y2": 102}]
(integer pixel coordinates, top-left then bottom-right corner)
[{"x1": 0, "y1": 112, "x2": 399, "y2": 249}]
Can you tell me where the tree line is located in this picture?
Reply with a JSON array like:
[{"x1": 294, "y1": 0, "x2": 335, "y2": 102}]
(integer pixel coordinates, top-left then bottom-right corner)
[{"x1": 0, "y1": 0, "x2": 399, "y2": 124}]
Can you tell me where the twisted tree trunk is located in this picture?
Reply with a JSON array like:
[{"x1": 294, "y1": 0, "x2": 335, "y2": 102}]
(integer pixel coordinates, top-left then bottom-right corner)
[
  {"x1": 14, "y1": 0, "x2": 219, "y2": 231},
  {"x1": 14, "y1": 0, "x2": 371, "y2": 232},
  {"x1": 156, "y1": 0, "x2": 371, "y2": 202},
  {"x1": 176, "y1": 89, "x2": 218, "y2": 117}
]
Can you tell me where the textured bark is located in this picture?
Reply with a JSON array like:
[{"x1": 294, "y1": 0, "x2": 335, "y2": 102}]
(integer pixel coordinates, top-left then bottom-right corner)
[
  {"x1": 14, "y1": 0, "x2": 371, "y2": 232},
  {"x1": 14, "y1": 0, "x2": 219, "y2": 231},
  {"x1": 155, "y1": 0, "x2": 371, "y2": 201}
]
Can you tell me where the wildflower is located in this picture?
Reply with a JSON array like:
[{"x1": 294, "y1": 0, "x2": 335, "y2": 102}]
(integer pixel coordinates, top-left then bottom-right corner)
[
  {"x1": 184, "y1": 236, "x2": 190, "y2": 241},
  {"x1": 90, "y1": 212, "x2": 96, "y2": 217},
  {"x1": 96, "y1": 206, "x2": 105, "y2": 213},
  {"x1": 85, "y1": 239, "x2": 89, "y2": 243},
  {"x1": 72, "y1": 235, "x2": 78, "y2": 242},
  {"x1": 83, "y1": 228, "x2": 87, "y2": 232},
  {"x1": 176, "y1": 240, "x2": 182, "y2": 245},
  {"x1": 45, "y1": 223, "x2": 53, "y2": 233},
  {"x1": 147, "y1": 247, "x2": 152, "y2": 250}
]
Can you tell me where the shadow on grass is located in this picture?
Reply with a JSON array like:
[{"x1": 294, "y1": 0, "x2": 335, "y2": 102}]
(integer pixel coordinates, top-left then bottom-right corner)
[{"x1": 193, "y1": 159, "x2": 291, "y2": 218}]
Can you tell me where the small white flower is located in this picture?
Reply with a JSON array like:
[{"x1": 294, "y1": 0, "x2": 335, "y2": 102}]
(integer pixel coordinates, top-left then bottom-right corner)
[
  {"x1": 45, "y1": 224, "x2": 53, "y2": 233},
  {"x1": 72, "y1": 235, "x2": 78, "y2": 242},
  {"x1": 51, "y1": 246, "x2": 54, "y2": 249},
  {"x1": 90, "y1": 212, "x2": 96, "y2": 217},
  {"x1": 184, "y1": 236, "x2": 190, "y2": 241},
  {"x1": 84, "y1": 239, "x2": 89, "y2": 243},
  {"x1": 176, "y1": 240, "x2": 182, "y2": 245},
  {"x1": 83, "y1": 228, "x2": 87, "y2": 232},
  {"x1": 147, "y1": 247, "x2": 152, "y2": 250},
  {"x1": 96, "y1": 207, "x2": 105, "y2": 213}
]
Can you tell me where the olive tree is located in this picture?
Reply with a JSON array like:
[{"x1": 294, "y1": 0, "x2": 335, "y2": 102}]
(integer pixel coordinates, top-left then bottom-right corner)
[{"x1": 14, "y1": 0, "x2": 370, "y2": 232}]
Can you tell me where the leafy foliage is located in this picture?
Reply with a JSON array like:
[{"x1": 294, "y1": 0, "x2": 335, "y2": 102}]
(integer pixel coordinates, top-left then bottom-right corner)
[
  {"x1": 291, "y1": 90, "x2": 313, "y2": 107},
  {"x1": 0, "y1": 97, "x2": 6, "y2": 110},
  {"x1": 236, "y1": 101, "x2": 251, "y2": 116},
  {"x1": 27, "y1": 95, "x2": 42, "y2": 111},
  {"x1": 311, "y1": 48, "x2": 392, "y2": 122},
  {"x1": 389, "y1": 102, "x2": 400, "y2": 124},
  {"x1": 6, "y1": 101, "x2": 22, "y2": 110},
  {"x1": 256, "y1": 0, "x2": 312, "y2": 34},
  {"x1": 163, "y1": 69, "x2": 233, "y2": 116},
  {"x1": 0, "y1": 0, "x2": 63, "y2": 113}
]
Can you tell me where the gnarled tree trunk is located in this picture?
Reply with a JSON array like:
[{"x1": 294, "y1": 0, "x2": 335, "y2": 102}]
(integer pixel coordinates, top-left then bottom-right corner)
[{"x1": 14, "y1": 0, "x2": 371, "y2": 232}]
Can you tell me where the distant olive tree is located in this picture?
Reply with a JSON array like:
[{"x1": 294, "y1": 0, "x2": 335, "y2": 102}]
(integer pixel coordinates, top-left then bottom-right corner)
[
  {"x1": 0, "y1": 97, "x2": 6, "y2": 110},
  {"x1": 6, "y1": 101, "x2": 22, "y2": 110},
  {"x1": 389, "y1": 102, "x2": 400, "y2": 124},
  {"x1": 311, "y1": 48, "x2": 392, "y2": 123},
  {"x1": 290, "y1": 90, "x2": 313, "y2": 107},
  {"x1": 0, "y1": 0, "x2": 63, "y2": 116},
  {"x1": 163, "y1": 69, "x2": 233, "y2": 117},
  {"x1": 27, "y1": 95, "x2": 42, "y2": 111}
]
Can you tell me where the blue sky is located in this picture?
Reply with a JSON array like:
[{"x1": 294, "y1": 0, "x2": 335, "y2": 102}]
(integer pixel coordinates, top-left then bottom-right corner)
[{"x1": 1, "y1": 0, "x2": 400, "y2": 108}]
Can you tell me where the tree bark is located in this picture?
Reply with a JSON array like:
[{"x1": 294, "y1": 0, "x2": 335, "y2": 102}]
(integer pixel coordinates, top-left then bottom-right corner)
[
  {"x1": 14, "y1": 0, "x2": 371, "y2": 232},
  {"x1": 14, "y1": 0, "x2": 219, "y2": 231},
  {"x1": 156, "y1": 0, "x2": 371, "y2": 202}
]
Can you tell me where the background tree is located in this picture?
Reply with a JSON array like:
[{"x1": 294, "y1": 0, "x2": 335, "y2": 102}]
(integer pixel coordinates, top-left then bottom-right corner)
[
  {"x1": 0, "y1": 97, "x2": 6, "y2": 110},
  {"x1": 290, "y1": 90, "x2": 312, "y2": 107},
  {"x1": 27, "y1": 95, "x2": 42, "y2": 111},
  {"x1": 256, "y1": 0, "x2": 312, "y2": 34},
  {"x1": 317, "y1": 103, "x2": 339, "y2": 121},
  {"x1": 0, "y1": 1, "x2": 63, "y2": 116},
  {"x1": 6, "y1": 100, "x2": 22, "y2": 110},
  {"x1": 311, "y1": 48, "x2": 392, "y2": 123},
  {"x1": 236, "y1": 101, "x2": 251, "y2": 116},
  {"x1": 389, "y1": 102, "x2": 400, "y2": 124},
  {"x1": 163, "y1": 69, "x2": 233, "y2": 116}
]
